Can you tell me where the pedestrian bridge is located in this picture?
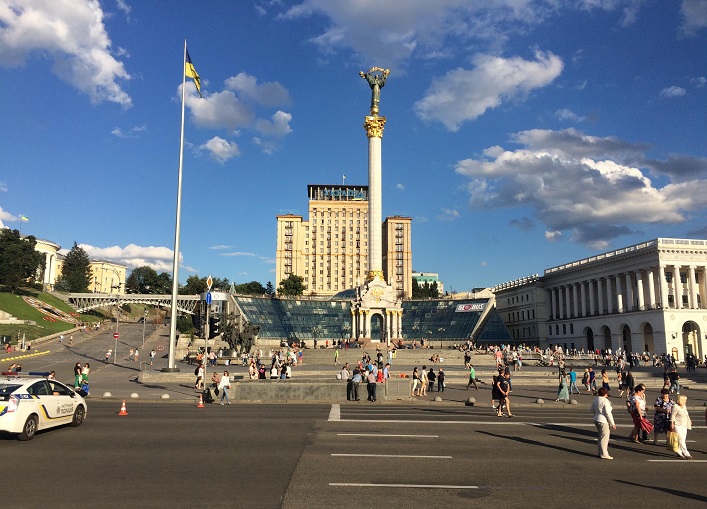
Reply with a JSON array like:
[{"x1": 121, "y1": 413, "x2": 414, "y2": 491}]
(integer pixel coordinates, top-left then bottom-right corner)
[{"x1": 67, "y1": 293, "x2": 200, "y2": 315}]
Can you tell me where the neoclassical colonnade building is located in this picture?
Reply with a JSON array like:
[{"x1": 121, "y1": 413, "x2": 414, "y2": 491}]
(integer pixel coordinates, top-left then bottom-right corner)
[{"x1": 542, "y1": 238, "x2": 707, "y2": 362}]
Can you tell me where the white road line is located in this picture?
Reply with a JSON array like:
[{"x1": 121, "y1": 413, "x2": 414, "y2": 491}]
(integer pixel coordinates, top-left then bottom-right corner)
[
  {"x1": 330, "y1": 483, "x2": 478, "y2": 489},
  {"x1": 328, "y1": 404, "x2": 341, "y2": 422},
  {"x1": 331, "y1": 454, "x2": 452, "y2": 459},
  {"x1": 336, "y1": 433, "x2": 439, "y2": 438},
  {"x1": 647, "y1": 460, "x2": 707, "y2": 463}
]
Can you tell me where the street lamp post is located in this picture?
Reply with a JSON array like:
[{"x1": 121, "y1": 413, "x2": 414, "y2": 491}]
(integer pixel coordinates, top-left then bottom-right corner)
[
  {"x1": 311, "y1": 326, "x2": 320, "y2": 349},
  {"x1": 438, "y1": 327, "x2": 446, "y2": 349},
  {"x1": 142, "y1": 309, "x2": 148, "y2": 348}
]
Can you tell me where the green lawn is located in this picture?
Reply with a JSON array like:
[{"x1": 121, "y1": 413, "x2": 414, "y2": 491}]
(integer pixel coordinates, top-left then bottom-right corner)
[{"x1": 0, "y1": 290, "x2": 99, "y2": 343}]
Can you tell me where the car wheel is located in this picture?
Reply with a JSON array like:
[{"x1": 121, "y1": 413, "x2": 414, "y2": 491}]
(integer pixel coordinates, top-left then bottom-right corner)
[
  {"x1": 18, "y1": 414, "x2": 38, "y2": 441},
  {"x1": 70, "y1": 405, "x2": 85, "y2": 427}
]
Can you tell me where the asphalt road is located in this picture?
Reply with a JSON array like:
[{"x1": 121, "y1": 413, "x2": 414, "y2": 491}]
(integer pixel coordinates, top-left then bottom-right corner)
[{"x1": 3, "y1": 401, "x2": 705, "y2": 509}]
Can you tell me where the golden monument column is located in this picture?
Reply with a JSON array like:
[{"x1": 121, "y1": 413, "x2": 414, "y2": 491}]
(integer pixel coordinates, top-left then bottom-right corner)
[{"x1": 360, "y1": 67, "x2": 390, "y2": 282}]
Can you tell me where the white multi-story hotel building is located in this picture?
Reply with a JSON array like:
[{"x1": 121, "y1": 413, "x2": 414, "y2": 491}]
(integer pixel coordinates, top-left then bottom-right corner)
[{"x1": 495, "y1": 238, "x2": 707, "y2": 362}]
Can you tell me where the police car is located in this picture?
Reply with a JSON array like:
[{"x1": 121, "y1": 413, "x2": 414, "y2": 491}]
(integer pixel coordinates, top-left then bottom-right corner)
[{"x1": 0, "y1": 372, "x2": 87, "y2": 441}]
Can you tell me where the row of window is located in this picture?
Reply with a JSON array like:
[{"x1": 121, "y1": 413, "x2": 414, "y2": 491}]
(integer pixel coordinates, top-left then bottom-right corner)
[{"x1": 507, "y1": 309, "x2": 536, "y2": 322}]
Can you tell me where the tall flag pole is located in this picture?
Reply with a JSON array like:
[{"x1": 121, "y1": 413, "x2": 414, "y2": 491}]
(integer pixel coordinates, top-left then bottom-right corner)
[{"x1": 165, "y1": 40, "x2": 201, "y2": 372}]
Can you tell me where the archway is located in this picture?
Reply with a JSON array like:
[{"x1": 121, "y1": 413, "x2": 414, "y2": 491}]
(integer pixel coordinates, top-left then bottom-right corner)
[
  {"x1": 621, "y1": 324, "x2": 632, "y2": 354},
  {"x1": 681, "y1": 321, "x2": 701, "y2": 360},
  {"x1": 584, "y1": 327, "x2": 595, "y2": 352},
  {"x1": 370, "y1": 313, "x2": 383, "y2": 341},
  {"x1": 600, "y1": 326, "x2": 612, "y2": 352},
  {"x1": 642, "y1": 323, "x2": 654, "y2": 355}
]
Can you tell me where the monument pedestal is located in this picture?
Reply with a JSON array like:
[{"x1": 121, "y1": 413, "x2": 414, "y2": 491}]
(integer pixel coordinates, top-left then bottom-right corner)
[{"x1": 351, "y1": 275, "x2": 402, "y2": 345}]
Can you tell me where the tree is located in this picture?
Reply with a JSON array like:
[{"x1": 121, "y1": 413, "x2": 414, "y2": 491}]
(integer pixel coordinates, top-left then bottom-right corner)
[
  {"x1": 156, "y1": 272, "x2": 173, "y2": 294},
  {"x1": 180, "y1": 274, "x2": 207, "y2": 295},
  {"x1": 234, "y1": 281, "x2": 266, "y2": 295},
  {"x1": 126, "y1": 266, "x2": 160, "y2": 293},
  {"x1": 58, "y1": 242, "x2": 92, "y2": 292},
  {"x1": 277, "y1": 274, "x2": 306, "y2": 297},
  {"x1": 265, "y1": 281, "x2": 275, "y2": 297},
  {"x1": 0, "y1": 229, "x2": 43, "y2": 292}
]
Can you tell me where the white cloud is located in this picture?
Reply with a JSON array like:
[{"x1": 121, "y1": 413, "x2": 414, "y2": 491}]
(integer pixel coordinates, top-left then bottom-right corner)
[
  {"x1": 209, "y1": 245, "x2": 232, "y2": 250},
  {"x1": 436, "y1": 208, "x2": 460, "y2": 221},
  {"x1": 554, "y1": 108, "x2": 585, "y2": 122},
  {"x1": 115, "y1": 0, "x2": 132, "y2": 18},
  {"x1": 414, "y1": 51, "x2": 563, "y2": 131},
  {"x1": 660, "y1": 86, "x2": 687, "y2": 98},
  {"x1": 0, "y1": 0, "x2": 131, "y2": 106},
  {"x1": 691, "y1": 76, "x2": 707, "y2": 88},
  {"x1": 111, "y1": 125, "x2": 146, "y2": 138},
  {"x1": 200, "y1": 136, "x2": 240, "y2": 163},
  {"x1": 254, "y1": 111, "x2": 293, "y2": 138},
  {"x1": 455, "y1": 128, "x2": 707, "y2": 247},
  {"x1": 680, "y1": 0, "x2": 707, "y2": 36},
  {"x1": 545, "y1": 230, "x2": 562, "y2": 241},
  {"x1": 224, "y1": 72, "x2": 292, "y2": 107},
  {"x1": 79, "y1": 243, "x2": 195, "y2": 273},
  {"x1": 185, "y1": 88, "x2": 254, "y2": 130},
  {"x1": 0, "y1": 181, "x2": 7, "y2": 192},
  {"x1": 219, "y1": 252, "x2": 256, "y2": 257},
  {"x1": 396, "y1": 183, "x2": 405, "y2": 190},
  {"x1": 0, "y1": 206, "x2": 16, "y2": 228}
]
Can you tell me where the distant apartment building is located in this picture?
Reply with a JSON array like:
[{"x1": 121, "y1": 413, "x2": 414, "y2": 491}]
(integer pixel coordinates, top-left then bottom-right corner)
[
  {"x1": 275, "y1": 184, "x2": 412, "y2": 297},
  {"x1": 412, "y1": 271, "x2": 444, "y2": 295},
  {"x1": 493, "y1": 275, "x2": 545, "y2": 345}
]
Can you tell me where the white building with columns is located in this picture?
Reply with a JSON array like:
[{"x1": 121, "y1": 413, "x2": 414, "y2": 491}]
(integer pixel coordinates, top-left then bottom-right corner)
[
  {"x1": 33, "y1": 238, "x2": 61, "y2": 291},
  {"x1": 542, "y1": 238, "x2": 707, "y2": 362}
]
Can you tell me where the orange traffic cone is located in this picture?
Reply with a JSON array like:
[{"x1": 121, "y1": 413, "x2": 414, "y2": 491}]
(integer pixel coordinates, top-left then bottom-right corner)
[
  {"x1": 118, "y1": 400, "x2": 128, "y2": 416},
  {"x1": 197, "y1": 393, "x2": 205, "y2": 408}
]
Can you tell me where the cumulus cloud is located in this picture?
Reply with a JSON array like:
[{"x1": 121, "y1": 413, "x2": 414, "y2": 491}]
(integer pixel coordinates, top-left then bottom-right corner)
[
  {"x1": 79, "y1": 243, "x2": 195, "y2": 273},
  {"x1": 680, "y1": 0, "x2": 707, "y2": 36},
  {"x1": 414, "y1": 51, "x2": 563, "y2": 131},
  {"x1": 200, "y1": 136, "x2": 240, "y2": 163},
  {"x1": 111, "y1": 125, "x2": 146, "y2": 138},
  {"x1": 0, "y1": 206, "x2": 16, "y2": 228},
  {"x1": 691, "y1": 76, "x2": 707, "y2": 88},
  {"x1": 455, "y1": 128, "x2": 707, "y2": 248},
  {"x1": 0, "y1": 0, "x2": 131, "y2": 106},
  {"x1": 436, "y1": 208, "x2": 460, "y2": 221},
  {"x1": 396, "y1": 183, "x2": 405, "y2": 190},
  {"x1": 0, "y1": 181, "x2": 7, "y2": 192},
  {"x1": 660, "y1": 86, "x2": 687, "y2": 98},
  {"x1": 224, "y1": 73, "x2": 292, "y2": 107},
  {"x1": 185, "y1": 88, "x2": 254, "y2": 130},
  {"x1": 554, "y1": 108, "x2": 585, "y2": 122},
  {"x1": 254, "y1": 111, "x2": 292, "y2": 138}
]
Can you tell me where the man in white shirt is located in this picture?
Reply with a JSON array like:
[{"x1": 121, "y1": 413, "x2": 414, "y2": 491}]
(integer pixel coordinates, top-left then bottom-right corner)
[{"x1": 591, "y1": 387, "x2": 616, "y2": 459}]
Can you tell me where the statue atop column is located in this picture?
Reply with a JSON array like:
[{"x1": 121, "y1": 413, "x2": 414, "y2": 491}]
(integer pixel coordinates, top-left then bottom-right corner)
[{"x1": 359, "y1": 67, "x2": 390, "y2": 117}]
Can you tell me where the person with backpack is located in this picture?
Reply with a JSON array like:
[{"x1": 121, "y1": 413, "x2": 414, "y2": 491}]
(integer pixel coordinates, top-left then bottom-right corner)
[
  {"x1": 194, "y1": 362, "x2": 204, "y2": 390},
  {"x1": 218, "y1": 371, "x2": 232, "y2": 405}
]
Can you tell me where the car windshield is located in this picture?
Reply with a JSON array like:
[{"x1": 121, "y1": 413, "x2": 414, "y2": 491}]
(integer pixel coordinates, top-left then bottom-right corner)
[{"x1": 0, "y1": 384, "x2": 21, "y2": 396}]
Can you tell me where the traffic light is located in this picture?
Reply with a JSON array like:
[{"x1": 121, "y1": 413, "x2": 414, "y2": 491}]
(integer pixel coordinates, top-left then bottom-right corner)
[{"x1": 209, "y1": 316, "x2": 221, "y2": 339}]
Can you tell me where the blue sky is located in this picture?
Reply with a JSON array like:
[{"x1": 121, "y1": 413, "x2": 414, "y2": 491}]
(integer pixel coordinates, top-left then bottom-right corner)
[{"x1": 1, "y1": 1, "x2": 706, "y2": 293}]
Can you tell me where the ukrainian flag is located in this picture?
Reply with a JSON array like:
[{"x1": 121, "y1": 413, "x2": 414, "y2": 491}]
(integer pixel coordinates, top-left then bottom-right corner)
[
  {"x1": 185, "y1": 49, "x2": 202, "y2": 98},
  {"x1": 20, "y1": 215, "x2": 29, "y2": 222}
]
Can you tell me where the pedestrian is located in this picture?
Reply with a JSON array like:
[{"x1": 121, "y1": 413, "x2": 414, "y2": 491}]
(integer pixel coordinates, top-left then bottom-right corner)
[
  {"x1": 628, "y1": 385, "x2": 651, "y2": 443},
  {"x1": 81, "y1": 363, "x2": 90, "y2": 383},
  {"x1": 194, "y1": 362, "x2": 204, "y2": 390},
  {"x1": 105, "y1": 349, "x2": 112, "y2": 363},
  {"x1": 465, "y1": 364, "x2": 478, "y2": 390},
  {"x1": 69, "y1": 335, "x2": 73, "y2": 346},
  {"x1": 668, "y1": 368, "x2": 680, "y2": 394},
  {"x1": 73, "y1": 362, "x2": 82, "y2": 388},
  {"x1": 494, "y1": 372, "x2": 513, "y2": 417},
  {"x1": 411, "y1": 367, "x2": 420, "y2": 397},
  {"x1": 581, "y1": 368, "x2": 589, "y2": 392},
  {"x1": 588, "y1": 366, "x2": 597, "y2": 394},
  {"x1": 134, "y1": 348, "x2": 139, "y2": 363},
  {"x1": 600, "y1": 369, "x2": 610, "y2": 392},
  {"x1": 420, "y1": 365, "x2": 428, "y2": 396},
  {"x1": 47, "y1": 371, "x2": 55, "y2": 380},
  {"x1": 437, "y1": 368, "x2": 446, "y2": 393},
  {"x1": 555, "y1": 370, "x2": 570, "y2": 402},
  {"x1": 591, "y1": 387, "x2": 616, "y2": 460},
  {"x1": 128, "y1": 347, "x2": 135, "y2": 362},
  {"x1": 351, "y1": 367, "x2": 362, "y2": 401},
  {"x1": 59, "y1": 334, "x2": 63, "y2": 344},
  {"x1": 427, "y1": 367, "x2": 436, "y2": 392},
  {"x1": 568, "y1": 368, "x2": 580, "y2": 395},
  {"x1": 669, "y1": 395, "x2": 692, "y2": 459},
  {"x1": 218, "y1": 370, "x2": 232, "y2": 405},
  {"x1": 150, "y1": 349, "x2": 156, "y2": 365},
  {"x1": 366, "y1": 368, "x2": 377, "y2": 402},
  {"x1": 334, "y1": 349, "x2": 339, "y2": 365},
  {"x1": 652, "y1": 388, "x2": 674, "y2": 445}
]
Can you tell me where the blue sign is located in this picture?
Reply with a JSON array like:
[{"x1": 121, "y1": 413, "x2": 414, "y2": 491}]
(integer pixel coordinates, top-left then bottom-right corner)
[{"x1": 205, "y1": 292, "x2": 212, "y2": 305}]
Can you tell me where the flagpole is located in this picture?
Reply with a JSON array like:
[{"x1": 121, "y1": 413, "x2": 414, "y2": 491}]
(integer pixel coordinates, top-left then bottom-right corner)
[{"x1": 164, "y1": 40, "x2": 188, "y2": 372}]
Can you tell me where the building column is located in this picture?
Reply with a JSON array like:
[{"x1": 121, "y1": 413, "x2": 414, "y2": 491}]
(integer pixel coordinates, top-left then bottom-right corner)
[
  {"x1": 672, "y1": 266, "x2": 682, "y2": 309},
  {"x1": 597, "y1": 278, "x2": 604, "y2": 315},
  {"x1": 636, "y1": 270, "x2": 645, "y2": 311},
  {"x1": 550, "y1": 288, "x2": 557, "y2": 320},
  {"x1": 558, "y1": 286, "x2": 566, "y2": 319},
  {"x1": 572, "y1": 284, "x2": 579, "y2": 318},
  {"x1": 364, "y1": 115, "x2": 386, "y2": 281},
  {"x1": 689, "y1": 266, "x2": 698, "y2": 308},
  {"x1": 615, "y1": 275, "x2": 624, "y2": 313},
  {"x1": 580, "y1": 282, "x2": 587, "y2": 317},
  {"x1": 606, "y1": 277, "x2": 613, "y2": 314},
  {"x1": 625, "y1": 272, "x2": 634, "y2": 312},
  {"x1": 699, "y1": 266, "x2": 707, "y2": 309},
  {"x1": 647, "y1": 268, "x2": 656, "y2": 310},
  {"x1": 588, "y1": 280, "x2": 596, "y2": 316},
  {"x1": 659, "y1": 265, "x2": 668, "y2": 308}
]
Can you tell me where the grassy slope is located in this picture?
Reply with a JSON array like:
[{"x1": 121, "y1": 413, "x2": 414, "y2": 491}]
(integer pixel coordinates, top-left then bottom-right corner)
[{"x1": 0, "y1": 290, "x2": 99, "y2": 343}]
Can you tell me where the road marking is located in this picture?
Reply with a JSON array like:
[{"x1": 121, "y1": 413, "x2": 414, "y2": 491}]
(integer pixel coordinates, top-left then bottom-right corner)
[
  {"x1": 331, "y1": 453, "x2": 452, "y2": 459},
  {"x1": 328, "y1": 404, "x2": 340, "y2": 422},
  {"x1": 647, "y1": 460, "x2": 707, "y2": 462},
  {"x1": 330, "y1": 483, "x2": 478, "y2": 489},
  {"x1": 337, "y1": 433, "x2": 439, "y2": 438}
]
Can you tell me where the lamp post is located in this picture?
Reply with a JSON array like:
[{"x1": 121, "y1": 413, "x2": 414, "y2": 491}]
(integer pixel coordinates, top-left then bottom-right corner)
[
  {"x1": 311, "y1": 326, "x2": 320, "y2": 349},
  {"x1": 142, "y1": 309, "x2": 148, "y2": 348},
  {"x1": 112, "y1": 281, "x2": 122, "y2": 364},
  {"x1": 438, "y1": 327, "x2": 446, "y2": 349}
]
